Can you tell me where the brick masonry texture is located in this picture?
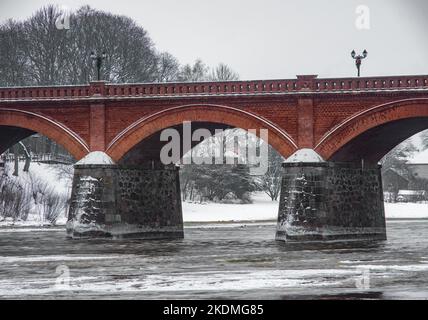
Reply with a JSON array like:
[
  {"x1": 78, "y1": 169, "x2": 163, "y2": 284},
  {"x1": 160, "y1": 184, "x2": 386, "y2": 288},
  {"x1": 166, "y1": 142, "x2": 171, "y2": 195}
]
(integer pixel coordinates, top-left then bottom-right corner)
[{"x1": 0, "y1": 76, "x2": 427, "y2": 164}]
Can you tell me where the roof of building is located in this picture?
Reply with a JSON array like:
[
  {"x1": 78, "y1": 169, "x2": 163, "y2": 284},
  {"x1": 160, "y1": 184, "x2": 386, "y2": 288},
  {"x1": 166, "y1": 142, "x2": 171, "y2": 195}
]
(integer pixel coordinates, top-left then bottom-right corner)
[
  {"x1": 383, "y1": 167, "x2": 411, "y2": 181},
  {"x1": 407, "y1": 148, "x2": 428, "y2": 165}
]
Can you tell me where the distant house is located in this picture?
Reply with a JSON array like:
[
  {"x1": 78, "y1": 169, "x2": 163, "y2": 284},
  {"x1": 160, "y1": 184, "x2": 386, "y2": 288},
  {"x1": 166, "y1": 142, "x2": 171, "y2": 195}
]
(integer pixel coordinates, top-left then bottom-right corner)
[
  {"x1": 407, "y1": 149, "x2": 428, "y2": 180},
  {"x1": 382, "y1": 168, "x2": 410, "y2": 193}
]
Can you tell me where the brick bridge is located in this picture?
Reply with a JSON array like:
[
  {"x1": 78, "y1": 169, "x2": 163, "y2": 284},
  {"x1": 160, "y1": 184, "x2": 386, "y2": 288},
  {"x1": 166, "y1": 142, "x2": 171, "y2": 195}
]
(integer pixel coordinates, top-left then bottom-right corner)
[{"x1": 1, "y1": 74, "x2": 428, "y2": 241}]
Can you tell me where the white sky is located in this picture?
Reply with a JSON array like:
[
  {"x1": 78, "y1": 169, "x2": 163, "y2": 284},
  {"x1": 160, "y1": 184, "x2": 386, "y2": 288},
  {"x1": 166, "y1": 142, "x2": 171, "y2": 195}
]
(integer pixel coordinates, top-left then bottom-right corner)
[{"x1": 1, "y1": 0, "x2": 427, "y2": 80}]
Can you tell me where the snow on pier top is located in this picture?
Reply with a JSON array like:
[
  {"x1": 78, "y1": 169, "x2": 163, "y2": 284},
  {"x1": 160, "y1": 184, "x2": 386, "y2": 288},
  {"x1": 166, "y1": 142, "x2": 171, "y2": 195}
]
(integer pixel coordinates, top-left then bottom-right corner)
[
  {"x1": 285, "y1": 149, "x2": 325, "y2": 163},
  {"x1": 76, "y1": 151, "x2": 115, "y2": 165}
]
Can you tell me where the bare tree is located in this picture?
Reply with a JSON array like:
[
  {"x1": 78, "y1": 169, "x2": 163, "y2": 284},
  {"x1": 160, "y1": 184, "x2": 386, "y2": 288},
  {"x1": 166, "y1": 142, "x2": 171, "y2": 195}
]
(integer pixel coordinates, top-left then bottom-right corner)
[
  {"x1": 254, "y1": 146, "x2": 284, "y2": 201},
  {"x1": 21, "y1": 5, "x2": 70, "y2": 85},
  {"x1": 42, "y1": 192, "x2": 67, "y2": 225},
  {"x1": 0, "y1": 5, "x2": 178, "y2": 86},
  {"x1": 53, "y1": 5, "x2": 159, "y2": 84},
  {"x1": 209, "y1": 63, "x2": 239, "y2": 81},
  {"x1": 0, "y1": 19, "x2": 28, "y2": 86},
  {"x1": 1, "y1": 5, "x2": 240, "y2": 87},
  {"x1": 0, "y1": 170, "x2": 31, "y2": 222},
  {"x1": 178, "y1": 59, "x2": 209, "y2": 82},
  {"x1": 156, "y1": 52, "x2": 180, "y2": 82}
]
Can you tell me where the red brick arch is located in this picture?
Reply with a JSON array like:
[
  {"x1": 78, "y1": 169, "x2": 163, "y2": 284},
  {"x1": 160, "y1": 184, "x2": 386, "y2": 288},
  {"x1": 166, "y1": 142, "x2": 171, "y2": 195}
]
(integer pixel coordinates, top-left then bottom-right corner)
[
  {"x1": 107, "y1": 104, "x2": 298, "y2": 162},
  {"x1": 315, "y1": 98, "x2": 428, "y2": 161},
  {"x1": 0, "y1": 108, "x2": 89, "y2": 160}
]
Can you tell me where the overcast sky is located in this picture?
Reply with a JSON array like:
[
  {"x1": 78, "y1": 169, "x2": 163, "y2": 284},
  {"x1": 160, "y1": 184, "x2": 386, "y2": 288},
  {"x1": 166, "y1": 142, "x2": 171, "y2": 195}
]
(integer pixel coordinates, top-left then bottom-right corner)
[{"x1": 1, "y1": 0, "x2": 427, "y2": 80}]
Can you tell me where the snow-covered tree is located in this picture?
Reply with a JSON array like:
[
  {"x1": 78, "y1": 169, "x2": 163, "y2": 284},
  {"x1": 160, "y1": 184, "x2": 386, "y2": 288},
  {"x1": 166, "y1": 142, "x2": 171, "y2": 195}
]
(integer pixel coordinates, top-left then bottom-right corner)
[{"x1": 254, "y1": 146, "x2": 284, "y2": 201}]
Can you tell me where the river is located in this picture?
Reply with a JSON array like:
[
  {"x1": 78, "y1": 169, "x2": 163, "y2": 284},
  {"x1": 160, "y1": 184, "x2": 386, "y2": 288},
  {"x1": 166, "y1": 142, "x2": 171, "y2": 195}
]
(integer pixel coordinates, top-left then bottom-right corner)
[{"x1": 0, "y1": 220, "x2": 427, "y2": 299}]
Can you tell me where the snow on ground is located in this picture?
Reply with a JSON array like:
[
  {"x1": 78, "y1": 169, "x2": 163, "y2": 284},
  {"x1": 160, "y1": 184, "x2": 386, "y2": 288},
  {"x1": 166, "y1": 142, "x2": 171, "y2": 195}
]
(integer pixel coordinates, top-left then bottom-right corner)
[
  {"x1": 183, "y1": 193, "x2": 428, "y2": 222},
  {"x1": 183, "y1": 192, "x2": 278, "y2": 222},
  {"x1": 384, "y1": 203, "x2": 428, "y2": 219}
]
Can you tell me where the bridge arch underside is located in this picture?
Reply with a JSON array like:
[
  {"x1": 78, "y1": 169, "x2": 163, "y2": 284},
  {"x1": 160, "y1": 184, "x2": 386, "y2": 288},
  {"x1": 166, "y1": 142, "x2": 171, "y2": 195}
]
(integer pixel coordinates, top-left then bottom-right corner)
[
  {"x1": 316, "y1": 100, "x2": 428, "y2": 164},
  {"x1": 328, "y1": 117, "x2": 428, "y2": 163},
  {"x1": 108, "y1": 105, "x2": 297, "y2": 164},
  {"x1": 0, "y1": 125, "x2": 84, "y2": 161},
  {"x1": 0, "y1": 109, "x2": 89, "y2": 160},
  {"x1": 0, "y1": 126, "x2": 35, "y2": 155},
  {"x1": 118, "y1": 122, "x2": 233, "y2": 165}
]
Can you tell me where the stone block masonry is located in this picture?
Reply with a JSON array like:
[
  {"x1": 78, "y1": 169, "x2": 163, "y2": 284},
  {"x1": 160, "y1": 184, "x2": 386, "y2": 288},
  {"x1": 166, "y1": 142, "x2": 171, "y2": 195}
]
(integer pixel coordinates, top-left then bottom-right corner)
[
  {"x1": 276, "y1": 162, "x2": 386, "y2": 242},
  {"x1": 67, "y1": 163, "x2": 183, "y2": 239}
]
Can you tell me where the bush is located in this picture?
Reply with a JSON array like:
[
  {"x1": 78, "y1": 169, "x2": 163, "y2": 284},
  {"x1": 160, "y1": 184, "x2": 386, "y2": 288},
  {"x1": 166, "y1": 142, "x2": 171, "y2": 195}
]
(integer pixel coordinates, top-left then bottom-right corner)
[
  {"x1": 0, "y1": 173, "x2": 32, "y2": 221},
  {"x1": 0, "y1": 165, "x2": 68, "y2": 224},
  {"x1": 30, "y1": 176, "x2": 67, "y2": 225},
  {"x1": 41, "y1": 192, "x2": 67, "y2": 225}
]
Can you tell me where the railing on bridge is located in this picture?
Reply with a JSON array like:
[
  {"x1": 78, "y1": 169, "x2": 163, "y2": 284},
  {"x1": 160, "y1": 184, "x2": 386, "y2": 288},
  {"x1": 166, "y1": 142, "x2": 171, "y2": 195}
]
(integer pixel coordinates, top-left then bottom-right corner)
[
  {"x1": 0, "y1": 153, "x2": 74, "y2": 165},
  {"x1": 0, "y1": 84, "x2": 91, "y2": 100},
  {"x1": 1, "y1": 75, "x2": 427, "y2": 100}
]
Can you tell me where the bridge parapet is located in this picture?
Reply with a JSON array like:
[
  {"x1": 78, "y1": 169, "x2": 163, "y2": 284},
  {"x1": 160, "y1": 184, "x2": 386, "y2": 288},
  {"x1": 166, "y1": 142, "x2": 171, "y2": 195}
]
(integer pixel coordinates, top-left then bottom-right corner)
[
  {"x1": 313, "y1": 75, "x2": 428, "y2": 92},
  {"x1": 1, "y1": 75, "x2": 427, "y2": 101},
  {"x1": 0, "y1": 84, "x2": 91, "y2": 100},
  {"x1": 101, "y1": 75, "x2": 428, "y2": 98}
]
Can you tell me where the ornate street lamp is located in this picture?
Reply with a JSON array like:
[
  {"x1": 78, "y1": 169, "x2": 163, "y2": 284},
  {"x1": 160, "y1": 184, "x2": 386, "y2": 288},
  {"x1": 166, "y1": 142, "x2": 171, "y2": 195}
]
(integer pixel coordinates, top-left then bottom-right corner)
[
  {"x1": 351, "y1": 49, "x2": 368, "y2": 77},
  {"x1": 90, "y1": 51, "x2": 107, "y2": 81}
]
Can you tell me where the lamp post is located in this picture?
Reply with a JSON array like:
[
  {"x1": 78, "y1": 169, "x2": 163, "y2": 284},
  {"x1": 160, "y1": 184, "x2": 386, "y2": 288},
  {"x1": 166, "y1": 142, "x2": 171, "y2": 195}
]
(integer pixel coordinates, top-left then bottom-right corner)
[
  {"x1": 351, "y1": 49, "x2": 368, "y2": 77},
  {"x1": 90, "y1": 51, "x2": 107, "y2": 81}
]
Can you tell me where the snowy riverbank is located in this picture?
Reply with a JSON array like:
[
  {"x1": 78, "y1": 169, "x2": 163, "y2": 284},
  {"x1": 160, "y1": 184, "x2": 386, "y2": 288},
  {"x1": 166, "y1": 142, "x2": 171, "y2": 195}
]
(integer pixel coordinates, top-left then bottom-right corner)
[
  {"x1": 182, "y1": 193, "x2": 278, "y2": 222},
  {"x1": 2, "y1": 192, "x2": 427, "y2": 228},
  {"x1": 384, "y1": 203, "x2": 428, "y2": 219},
  {"x1": 183, "y1": 196, "x2": 428, "y2": 222}
]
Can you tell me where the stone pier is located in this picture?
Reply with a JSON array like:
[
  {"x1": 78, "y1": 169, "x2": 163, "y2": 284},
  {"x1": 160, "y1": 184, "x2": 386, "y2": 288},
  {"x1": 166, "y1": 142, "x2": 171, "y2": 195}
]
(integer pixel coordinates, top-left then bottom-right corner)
[
  {"x1": 276, "y1": 162, "x2": 387, "y2": 242},
  {"x1": 66, "y1": 157, "x2": 183, "y2": 239}
]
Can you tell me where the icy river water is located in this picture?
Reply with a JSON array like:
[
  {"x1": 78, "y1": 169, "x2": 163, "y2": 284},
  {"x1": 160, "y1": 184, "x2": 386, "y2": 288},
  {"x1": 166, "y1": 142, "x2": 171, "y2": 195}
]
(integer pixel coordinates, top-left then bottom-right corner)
[{"x1": 0, "y1": 220, "x2": 427, "y2": 299}]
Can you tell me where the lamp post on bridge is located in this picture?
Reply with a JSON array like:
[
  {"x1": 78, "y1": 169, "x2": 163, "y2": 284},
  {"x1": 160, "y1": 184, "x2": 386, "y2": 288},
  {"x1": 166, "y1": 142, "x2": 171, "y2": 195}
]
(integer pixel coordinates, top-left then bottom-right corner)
[
  {"x1": 351, "y1": 49, "x2": 368, "y2": 77},
  {"x1": 90, "y1": 51, "x2": 107, "y2": 81}
]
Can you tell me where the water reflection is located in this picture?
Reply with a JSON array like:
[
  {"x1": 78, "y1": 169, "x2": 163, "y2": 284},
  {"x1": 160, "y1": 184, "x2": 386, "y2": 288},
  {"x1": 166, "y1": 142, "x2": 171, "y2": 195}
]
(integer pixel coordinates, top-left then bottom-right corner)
[{"x1": 276, "y1": 240, "x2": 386, "y2": 252}]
